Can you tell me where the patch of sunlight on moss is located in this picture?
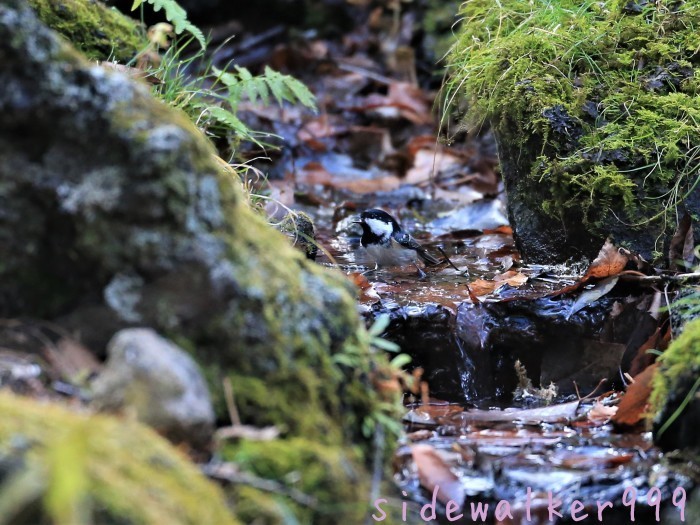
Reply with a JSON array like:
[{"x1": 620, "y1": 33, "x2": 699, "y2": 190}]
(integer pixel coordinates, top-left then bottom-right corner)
[{"x1": 0, "y1": 391, "x2": 239, "y2": 525}]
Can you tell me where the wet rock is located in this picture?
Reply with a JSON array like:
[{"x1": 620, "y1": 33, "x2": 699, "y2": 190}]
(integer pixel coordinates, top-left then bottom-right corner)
[
  {"x1": 367, "y1": 303, "x2": 471, "y2": 401},
  {"x1": 92, "y1": 328, "x2": 215, "y2": 450},
  {"x1": 362, "y1": 280, "x2": 657, "y2": 404},
  {"x1": 455, "y1": 293, "x2": 658, "y2": 401},
  {"x1": 278, "y1": 211, "x2": 318, "y2": 260}
]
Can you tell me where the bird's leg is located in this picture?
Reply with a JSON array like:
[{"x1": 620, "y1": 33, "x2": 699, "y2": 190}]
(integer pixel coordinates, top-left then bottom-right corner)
[
  {"x1": 362, "y1": 262, "x2": 379, "y2": 277},
  {"x1": 414, "y1": 263, "x2": 426, "y2": 279}
]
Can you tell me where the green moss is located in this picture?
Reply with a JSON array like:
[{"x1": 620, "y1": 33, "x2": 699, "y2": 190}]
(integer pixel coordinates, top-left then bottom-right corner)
[
  {"x1": 0, "y1": 391, "x2": 239, "y2": 525},
  {"x1": 650, "y1": 317, "x2": 700, "y2": 419},
  {"x1": 448, "y1": 0, "x2": 700, "y2": 255},
  {"x1": 223, "y1": 438, "x2": 368, "y2": 525},
  {"x1": 27, "y1": 0, "x2": 147, "y2": 62}
]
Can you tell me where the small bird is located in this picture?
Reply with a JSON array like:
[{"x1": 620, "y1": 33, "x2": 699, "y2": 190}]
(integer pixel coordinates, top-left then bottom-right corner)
[{"x1": 355, "y1": 209, "x2": 440, "y2": 273}]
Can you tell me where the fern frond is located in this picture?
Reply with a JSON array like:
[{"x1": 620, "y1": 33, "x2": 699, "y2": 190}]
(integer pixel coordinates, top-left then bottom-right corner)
[
  {"x1": 132, "y1": 0, "x2": 206, "y2": 49},
  {"x1": 191, "y1": 103, "x2": 250, "y2": 136},
  {"x1": 213, "y1": 66, "x2": 316, "y2": 111},
  {"x1": 263, "y1": 66, "x2": 315, "y2": 109}
]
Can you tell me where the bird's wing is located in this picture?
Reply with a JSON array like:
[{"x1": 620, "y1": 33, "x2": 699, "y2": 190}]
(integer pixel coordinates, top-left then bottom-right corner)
[{"x1": 393, "y1": 232, "x2": 441, "y2": 266}]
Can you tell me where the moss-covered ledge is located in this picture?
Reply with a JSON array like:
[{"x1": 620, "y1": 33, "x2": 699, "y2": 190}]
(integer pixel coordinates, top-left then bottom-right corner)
[
  {"x1": 0, "y1": 2, "x2": 396, "y2": 523},
  {"x1": 27, "y1": 0, "x2": 147, "y2": 61},
  {"x1": 0, "y1": 391, "x2": 240, "y2": 525},
  {"x1": 448, "y1": 0, "x2": 700, "y2": 264}
]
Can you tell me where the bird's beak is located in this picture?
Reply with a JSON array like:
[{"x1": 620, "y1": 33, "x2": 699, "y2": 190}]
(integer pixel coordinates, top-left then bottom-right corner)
[{"x1": 352, "y1": 220, "x2": 362, "y2": 225}]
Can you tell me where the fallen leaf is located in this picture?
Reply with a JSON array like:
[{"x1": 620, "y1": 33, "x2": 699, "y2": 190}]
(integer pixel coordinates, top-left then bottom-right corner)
[
  {"x1": 405, "y1": 148, "x2": 463, "y2": 185},
  {"x1": 411, "y1": 444, "x2": 465, "y2": 507},
  {"x1": 348, "y1": 272, "x2": 381, "y2": 303},
  {"x1": 297, "y1": 114, "x2": 346, "y2": 151},
  {"x1": 668, "y1": 212, "x2": 695, "y2": 270},
  {"x1": 587, "y1": 401, "x2": 618, "y2": 425},
  {"x1": 628, "y1": 327, "x2": 663, "y2": 377},
  {"x1": 469, "y1": 271, "x2": 528, "y2": 297},
  {"x1": 583, "y1": 238, "x2": 629, "y2": 280},
  {"x1": 483, "y1": 225, "x2": 514, "y2": 235},
  {"x1": 567, "y1": 276, "x2": 619, "y2": 319},
  {"x1": 352, "y1": 81, "x2": 433, "y2": 125},
  {"x1": 612, "y1": 363, "x2": 659, "y2": 428},
  {"x1": 295, "y1": 160, "x2": 401, "y2": 193}
]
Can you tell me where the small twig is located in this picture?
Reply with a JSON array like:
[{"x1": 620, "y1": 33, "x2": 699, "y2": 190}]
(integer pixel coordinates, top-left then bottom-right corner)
[
  {"x1": 223, "y1": 376, "x2": 241, "y2": 426},
  {"x1": 336, "y1": 61, "x2": 394, "y2": 85},
  {"x1": 202, "y1": 463, "x2": 318, "y2": 508},
  {"x1": 618, "y1": 271, "x2": 700, "y2": 284},
  {"x1": 575, "y1": 378, "x2": 608, "y2": 402}
]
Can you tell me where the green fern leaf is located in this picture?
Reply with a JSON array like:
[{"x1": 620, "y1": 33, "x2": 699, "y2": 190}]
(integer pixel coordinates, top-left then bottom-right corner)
[
  {"x1": 132, "y1": 0, "x2": 206, "y2": 49},
  {"x1": 264, "y1": 66, "x2": 315, "y2": 109},
  {"x1": 194, "y1": 104, "x2": 251, "y2": 136}
]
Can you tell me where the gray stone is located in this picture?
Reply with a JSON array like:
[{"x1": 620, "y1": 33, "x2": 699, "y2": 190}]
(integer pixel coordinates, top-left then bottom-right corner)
[{"x1": 92, "y1": 328, "x2": 215, "y2": 449}]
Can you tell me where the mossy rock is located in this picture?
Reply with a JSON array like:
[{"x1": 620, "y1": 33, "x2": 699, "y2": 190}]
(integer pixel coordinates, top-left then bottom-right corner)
[
  {"x1": 449, "y1": 0, "x2": 700, "y2": 264},
  {"x1": 27, "y1": 0, "x2": 147, "y2": 62},
  {"x1": 650, "y1": 317, "x2": 700, "y2": 450},
  {"x1": 0, "y1": 2, "x2": 390, "y2": 522},
  {"x1": 0, "y1": 391, "x2": 239, "y2": 525}
]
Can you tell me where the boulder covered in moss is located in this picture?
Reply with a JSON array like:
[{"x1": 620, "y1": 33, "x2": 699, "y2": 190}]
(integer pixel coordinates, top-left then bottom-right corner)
[
  {"x1": 27, "y1": 0, "x2": 147, "y2": 62},
  {"x1": 449, "y1": 0, "x2": 700, "y2": 264},
  {"x1": 0, "y1": 2, "x2": 386, "y2": 522},
  {"x1": 650, "y1": 317, "x2": 700, "y2": 450},
  {"x1": 0, "y1": 391, "x2": 239, "y2": 525}
]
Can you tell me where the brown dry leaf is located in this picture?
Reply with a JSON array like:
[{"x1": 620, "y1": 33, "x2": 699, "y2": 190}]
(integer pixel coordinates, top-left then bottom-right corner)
[
  {"x1": 612, "y1": 363, "x2": 659, "y2": 428},
  {"x1": 483, "y1": 225, "x2": 514, "y2": 235},
  {"x1": 411, "y1": 444, "x2": 465, "y2": 507},
  {"x1": 583, "y1": 238, "x2": 629, "y2": 280},
  {"x1": 297, "y1": 114, "x2": 346, "y2": 151},
  {"x1": 668, "y1": 212, "x2": 695, "y2": 270},
  {"x1": 405, "y1": 148, "x2": 463, "y2": 185},
  {"x1": 296, "y1": 161, "x2": 400, "y2": 193},
  {"x1": 414, "y1": 403, "x2": 464, "y2": 420},
  {"x1": 357, "y1": 82, "x2": 433, "y2": 124},
  {"x1": 386, "y1": 82, "x2": 434, "y2": 125},
  {"x1": 470, "y1": 271, "x2": 528, "y2": 297},
  {"x1": 348, "y1": 272, "x2": 381, "y2": 303},
  {"x1": 587, "y1": 401, "x2": 618, "y2": 425},
  {"x1": 628, "y1": 327, "x2": 664, "y2": 377}
]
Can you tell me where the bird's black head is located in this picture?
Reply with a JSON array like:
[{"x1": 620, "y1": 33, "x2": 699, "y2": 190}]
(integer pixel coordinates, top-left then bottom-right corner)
[{"x1": 356, "y1": 209, "x2": 402, "y2": 246}]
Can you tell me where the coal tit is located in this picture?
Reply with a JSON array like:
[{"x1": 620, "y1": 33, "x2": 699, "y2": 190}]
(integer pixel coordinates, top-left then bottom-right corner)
[{"x1": 355, "y1": 209, "x2": 440, "y2": 270}]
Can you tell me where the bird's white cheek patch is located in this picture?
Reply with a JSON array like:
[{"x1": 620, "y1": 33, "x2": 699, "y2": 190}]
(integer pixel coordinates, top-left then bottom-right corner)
[{"x1": 364, "y1": 218, "x2": 394, "y2": 239}]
